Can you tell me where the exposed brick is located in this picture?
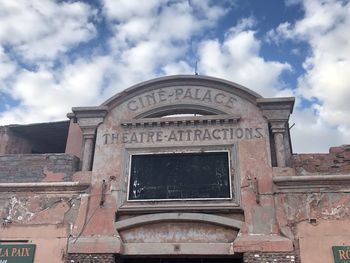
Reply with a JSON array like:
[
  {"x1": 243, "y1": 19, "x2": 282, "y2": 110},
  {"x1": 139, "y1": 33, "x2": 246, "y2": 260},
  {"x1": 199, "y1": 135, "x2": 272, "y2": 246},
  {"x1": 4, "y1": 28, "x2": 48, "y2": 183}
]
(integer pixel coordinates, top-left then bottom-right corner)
[
  {"x1": 293, "y1": 145, "x2": 350, "y2": 175},
  {"x1": 65, "y1": 253, "x2": 115, "y2": 263},
  {"x1": 0, "y1": 154, "x2": 79, "y2": 183}
]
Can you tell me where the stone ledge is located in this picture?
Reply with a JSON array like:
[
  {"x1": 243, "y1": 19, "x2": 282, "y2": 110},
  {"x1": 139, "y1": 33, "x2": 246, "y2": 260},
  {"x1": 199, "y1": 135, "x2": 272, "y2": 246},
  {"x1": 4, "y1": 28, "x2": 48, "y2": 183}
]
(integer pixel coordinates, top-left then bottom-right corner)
[
  {"x1": 0, "y1": 181, "x2": 90, "y2": 193},
  {"x1": 67, "y1": 237, "x2": 122, "y2": 254},
  {"x1": 233, "y1": 235, "x2": 294, "y2": 252},
  {"x1": 273, "y1": 174, "x2": 350, "y2": 192},
  {"x1": 117, "y1": 203, "x2": 242, "y2": 214},
  {"x1": 123, "y1": 243, "x2": 235, "y2": 255}
]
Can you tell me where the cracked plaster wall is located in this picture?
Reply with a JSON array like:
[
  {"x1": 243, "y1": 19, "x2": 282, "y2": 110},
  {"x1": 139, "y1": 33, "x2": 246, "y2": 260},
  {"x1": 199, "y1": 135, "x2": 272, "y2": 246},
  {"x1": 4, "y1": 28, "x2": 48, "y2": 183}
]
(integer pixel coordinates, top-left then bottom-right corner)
[{"x1": 0, "y1": 193, "x2": 81, "y2": 227}]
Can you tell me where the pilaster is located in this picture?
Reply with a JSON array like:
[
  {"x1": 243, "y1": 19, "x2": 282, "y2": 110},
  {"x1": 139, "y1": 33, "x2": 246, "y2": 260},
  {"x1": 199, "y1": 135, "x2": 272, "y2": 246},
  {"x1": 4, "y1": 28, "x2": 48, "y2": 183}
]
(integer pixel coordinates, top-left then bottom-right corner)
[
  {"x1": 70, "y1": 106, "x2": 108, "y2": 171},
  {"x1": 257, "y1": 98, "x2": 294, "y2": 167}
]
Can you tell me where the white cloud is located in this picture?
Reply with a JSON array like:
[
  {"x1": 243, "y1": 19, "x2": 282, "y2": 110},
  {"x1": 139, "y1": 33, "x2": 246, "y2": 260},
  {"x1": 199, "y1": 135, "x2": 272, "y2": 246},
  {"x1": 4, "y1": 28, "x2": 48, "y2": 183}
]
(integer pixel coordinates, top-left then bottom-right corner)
[
  {"x1": 162, "y1": 61, "x2": 193, "y2": 75},
  {"x1": 101, "y1": 0, "x2": 231, "y2": 97},
  {"x1": 0, "y1": 0, "x2": 231, "y2": 125},
  {"x1": 0, "y1": 56, "x2": 114, "y2": 124},
  {"x1": 102, "y1": 0, "x2": 162, "y2": 21},
  {"x1": 0, "y1": 0, "x2": 96, "y2": 61},
  {"x1": 197, "y1": 19, "x2": 292, "y2": 97},
  {"x1": 0, "y1": 47, "x2": 16, "y2": 82},
  {"x1": 290, "y1": 107, "x2": 348, "y2": 153},
  {"x1": 269, "y1": 0, "x2": 350, "y2": 151}
]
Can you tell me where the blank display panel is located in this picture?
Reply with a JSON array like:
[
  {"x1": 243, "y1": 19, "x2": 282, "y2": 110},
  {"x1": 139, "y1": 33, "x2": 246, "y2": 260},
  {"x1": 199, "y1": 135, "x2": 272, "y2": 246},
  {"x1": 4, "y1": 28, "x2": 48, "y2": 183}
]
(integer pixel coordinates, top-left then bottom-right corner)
[{"x1": 128, "y1": 152, "x2": 231, "y2": 200}]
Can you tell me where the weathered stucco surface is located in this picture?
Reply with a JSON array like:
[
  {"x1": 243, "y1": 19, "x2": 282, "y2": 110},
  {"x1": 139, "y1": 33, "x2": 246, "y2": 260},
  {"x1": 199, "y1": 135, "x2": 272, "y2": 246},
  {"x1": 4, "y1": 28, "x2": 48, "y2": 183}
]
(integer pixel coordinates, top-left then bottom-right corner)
[
  {"x1": 67, "y1": 76, "x2": 294, "y2": 257},
  {"x1": 120, "y1": 222, "x2": 237, "y2": 243},
  {"x1": 2, "y1": 76, "x2": 350, "y2": 263},
  {"x1": 297, "y1": 220, "x2": 350, "y2": 262}
]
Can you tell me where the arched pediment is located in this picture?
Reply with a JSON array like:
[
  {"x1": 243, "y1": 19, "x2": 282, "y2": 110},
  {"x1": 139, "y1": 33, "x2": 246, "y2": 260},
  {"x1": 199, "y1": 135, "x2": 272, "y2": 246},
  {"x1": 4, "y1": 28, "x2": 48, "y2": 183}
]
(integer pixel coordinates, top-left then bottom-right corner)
[{"x1": 101, "y1": 75, "x2": 263, "y2": 118}]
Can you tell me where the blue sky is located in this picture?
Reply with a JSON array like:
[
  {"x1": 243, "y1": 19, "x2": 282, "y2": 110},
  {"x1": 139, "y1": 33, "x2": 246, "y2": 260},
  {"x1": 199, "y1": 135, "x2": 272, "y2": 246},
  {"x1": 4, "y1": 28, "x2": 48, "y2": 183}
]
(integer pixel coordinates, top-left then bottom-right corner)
[{"x1": 0, "y1": 0, "x2": 349, "y2": 153}]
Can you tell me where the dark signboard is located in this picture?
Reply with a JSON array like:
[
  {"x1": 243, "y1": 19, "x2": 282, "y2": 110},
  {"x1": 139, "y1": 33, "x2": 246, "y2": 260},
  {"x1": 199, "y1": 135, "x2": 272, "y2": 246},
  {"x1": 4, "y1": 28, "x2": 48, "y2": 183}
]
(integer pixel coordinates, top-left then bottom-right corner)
[
  {"x1": 0, "y1": 244, "x2": 36, "y2": 263},
  {"x1": 129, "y1": 152, "x2": 230, "y2": 200},
  {"x1": 333, "y1": 246, "x2": 350, "y2": 263}
]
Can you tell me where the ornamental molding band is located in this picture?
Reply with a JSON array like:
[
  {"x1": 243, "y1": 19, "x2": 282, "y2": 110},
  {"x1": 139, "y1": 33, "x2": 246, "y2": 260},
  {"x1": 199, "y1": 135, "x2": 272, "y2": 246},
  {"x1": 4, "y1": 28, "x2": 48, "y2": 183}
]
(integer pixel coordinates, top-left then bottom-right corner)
[{"x1": 273, "y1": 174, "x2": 350, "y2": 192}]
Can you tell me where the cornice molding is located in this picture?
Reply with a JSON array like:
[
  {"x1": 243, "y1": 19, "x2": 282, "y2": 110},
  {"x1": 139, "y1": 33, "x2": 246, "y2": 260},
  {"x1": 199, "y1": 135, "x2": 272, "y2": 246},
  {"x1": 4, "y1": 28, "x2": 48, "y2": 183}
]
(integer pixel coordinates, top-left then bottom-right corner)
[
  {"x1": 273, "y1": 174, "x2": 350, "y2": 192},
  {"x1": 121, "y1": 114, "x2": 240, "y2": 128}
]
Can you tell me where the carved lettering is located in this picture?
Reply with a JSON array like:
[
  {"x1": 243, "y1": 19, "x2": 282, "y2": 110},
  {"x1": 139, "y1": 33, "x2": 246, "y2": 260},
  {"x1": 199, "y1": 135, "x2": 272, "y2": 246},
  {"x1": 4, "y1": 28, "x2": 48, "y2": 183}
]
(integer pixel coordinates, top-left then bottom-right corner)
[
  {"x1": 212, "y1": 129, "x2": 221, "y2": 139},
  {"x1": 125, "y1": 87, "x2": 238, "y2": 111},
  {"x1": 129, "y1": 132, "x2": 138, "y2": 143},
  {"x1": 103, "y1": 133, "x2": 110, "y2": 145},
  {"x1": 214, "y1": 93, "x2": 226, "y2": 104},
  {"x1": 147, "y1": 132, "x2": 155, "y2": 143},
  {"x1": 178, "y1": 130, "x2": 185, "y2": 141},
  {"x1": 245, "y1": 128, "x2": 253, "y2": 139},
  {"x1": 235, "y1": 128, "x2": 243, "y2": 139},
  {"x1": 183, "y1": 88, "x2": 194, "y2": 99},
  {"x1": 122, "y1": 133, "x2": 128, "y2": 144},
  {"x1": 145, "y1": 93, "x2": 157, "y2": 106},
  {"x1": 225, "y1": 96, "x2": 236, "y2": 109},
  {"x1": 203, "y1": 129, "x2": 212, "y2": 140},
  {"x1": 158, "y1": 89, "x2": 166, "y2": 102},
  {"x1": 202, "y1": 90, "x2": 212, "y2": 103},
  {"x1": 168, "y1": 131, "x2": 177, "y2": 141},
  {"x1": 185, "y1": 130, "x2": 193, "y2": 141},
  {"x1": 175, "y1": 88, "x2": 183, "y2": 100},
  {"x1": 139, "y1": 131, "x2": 146, "y2": 143},
  {"x1": 127, "y1": 100, "x2": 138, "y2": 111},
  {"x1": 255, "y1": 128, "x2": 263, "y2": 138},
  {"x1": 112, "y1": 133, "x2": 119, "y2": 143},
  {"x1": 102, "y1": 127, "x2": 264, "y2": 145},
  {"x1": 156, "y1": 131, "x2": 163, "y2": 142},
  {"x1": 194, "y1": 88, "x2": 201, "y2": 100}
]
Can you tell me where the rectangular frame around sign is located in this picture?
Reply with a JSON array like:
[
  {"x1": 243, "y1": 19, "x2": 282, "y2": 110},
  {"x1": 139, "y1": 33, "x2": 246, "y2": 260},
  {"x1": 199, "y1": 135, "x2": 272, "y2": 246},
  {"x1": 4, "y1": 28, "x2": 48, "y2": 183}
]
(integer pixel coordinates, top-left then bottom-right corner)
[
  {"x1": 333, "y1": 246, "x2": 350, "y2": 263},
  {"x1": 0, "y1": 244, "x2": 36, "y2": 263}
]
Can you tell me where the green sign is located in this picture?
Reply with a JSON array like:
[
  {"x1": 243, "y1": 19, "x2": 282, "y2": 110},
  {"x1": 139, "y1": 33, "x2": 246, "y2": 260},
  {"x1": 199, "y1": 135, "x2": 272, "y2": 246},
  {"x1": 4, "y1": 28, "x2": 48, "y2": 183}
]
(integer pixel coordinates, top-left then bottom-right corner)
[
  {"x1": 333, "y1": 246, "x2": 350, "y2": 263},
  {"x1": 0, "y1": 244, "x2": 36, "y2": 263}
]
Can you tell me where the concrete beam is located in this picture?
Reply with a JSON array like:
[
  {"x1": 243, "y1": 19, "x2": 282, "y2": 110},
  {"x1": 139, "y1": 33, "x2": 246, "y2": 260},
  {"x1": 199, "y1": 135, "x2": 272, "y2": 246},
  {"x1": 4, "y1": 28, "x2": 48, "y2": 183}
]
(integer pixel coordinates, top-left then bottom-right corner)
[{"x1": 123, "y1": 242, "x2": 235, "y2": 255}]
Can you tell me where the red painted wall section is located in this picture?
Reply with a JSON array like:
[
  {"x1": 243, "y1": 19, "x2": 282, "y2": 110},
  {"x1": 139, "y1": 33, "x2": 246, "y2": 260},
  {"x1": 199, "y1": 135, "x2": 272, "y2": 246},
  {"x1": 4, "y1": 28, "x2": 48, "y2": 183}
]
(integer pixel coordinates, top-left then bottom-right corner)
[
  {"x1": 0, "y1": 126, "x2": 32, "y2": 154},
  {"x1": 65, "y1": 119, "x2": 83, "y2": 159}
]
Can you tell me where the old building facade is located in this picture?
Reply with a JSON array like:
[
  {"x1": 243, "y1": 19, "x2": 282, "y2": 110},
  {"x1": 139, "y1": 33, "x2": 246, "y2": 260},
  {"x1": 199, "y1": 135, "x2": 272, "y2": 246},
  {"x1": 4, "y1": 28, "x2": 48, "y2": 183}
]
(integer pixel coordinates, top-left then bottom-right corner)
[{"x1": 0, "y1": 75, "x2": 349, "y2": 263}]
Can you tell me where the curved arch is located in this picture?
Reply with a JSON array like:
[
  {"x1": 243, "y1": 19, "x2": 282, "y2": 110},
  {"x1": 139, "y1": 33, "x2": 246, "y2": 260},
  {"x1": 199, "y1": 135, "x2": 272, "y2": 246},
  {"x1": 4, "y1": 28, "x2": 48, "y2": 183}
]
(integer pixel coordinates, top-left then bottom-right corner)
[
  {"x1": 102, "y1": 75, "x2": 262, "y2": 111},
  {"x1": 115, "y1": 212, "x2": 243, "y2": 231}
]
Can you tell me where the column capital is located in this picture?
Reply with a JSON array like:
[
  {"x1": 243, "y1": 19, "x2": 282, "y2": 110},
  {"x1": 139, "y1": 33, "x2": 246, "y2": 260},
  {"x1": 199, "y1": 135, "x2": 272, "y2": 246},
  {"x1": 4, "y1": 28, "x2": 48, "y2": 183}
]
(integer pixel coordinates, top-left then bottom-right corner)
[
  {"x1": 257, "y1": 97, "x2": 294, "y2": 123},
  {"x1": 270, "y1": 121, "x2": 287, "y2": 134},
  {"x1": 70, "y1": 106, "x2": 108, "y2": 138}
]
